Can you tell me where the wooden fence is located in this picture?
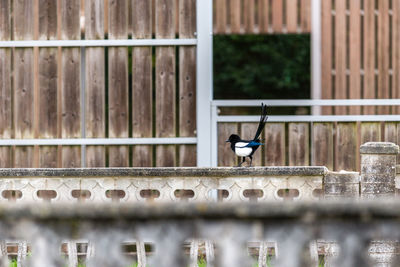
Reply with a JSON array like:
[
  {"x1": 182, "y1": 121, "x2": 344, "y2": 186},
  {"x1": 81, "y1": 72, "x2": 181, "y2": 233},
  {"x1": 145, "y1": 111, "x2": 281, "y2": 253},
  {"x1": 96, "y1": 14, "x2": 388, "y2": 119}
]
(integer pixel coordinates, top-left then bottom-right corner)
[
  {"x1": 218, "y1": 121, "x2": 400, "y2": 171},
  {"x1": 322, "y1": 0, "x2": 400, "y2": 115},
  {"x1": 0, "y1": 0, "x2": 197, "y2": 168},
  {"x1": 213, "y1": 0, "x2": 311, "y2": 34}
]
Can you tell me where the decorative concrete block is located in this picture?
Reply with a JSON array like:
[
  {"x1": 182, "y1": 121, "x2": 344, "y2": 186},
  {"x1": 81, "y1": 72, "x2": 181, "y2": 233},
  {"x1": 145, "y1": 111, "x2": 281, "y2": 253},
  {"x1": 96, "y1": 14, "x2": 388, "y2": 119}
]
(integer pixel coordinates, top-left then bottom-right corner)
[
  {"x1": 324, "y1": 171, "x2": 359, "y2": 199},
  {"x1": 360, "y1": 142, "x2": 399, "y2": 199}
]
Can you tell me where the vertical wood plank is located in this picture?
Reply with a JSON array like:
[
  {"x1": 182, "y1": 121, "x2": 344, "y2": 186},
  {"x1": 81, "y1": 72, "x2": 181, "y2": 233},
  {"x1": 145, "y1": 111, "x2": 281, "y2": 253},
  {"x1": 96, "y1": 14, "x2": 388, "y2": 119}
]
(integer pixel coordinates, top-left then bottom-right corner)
[
  {"x1": 61, "y1": 0, "x2": 81, "y2": 168},
  {"x1": 132, "y1": 0, "x2": 153, "y2": 167},
  {"x1": 85, "y1": 0, "x2": 105, "y2": 167},
  {"x1": 259, "y1": 0, "x2": 269, "y2": 33},
  {"x1": 215, "y1": 0, "x2": 227, "y2": 34},
  {"x1": 321, "y1": 0, "x2": 332, "y2": 114},
  {"x1": 230, "y1": 0, "x2": 241, "y2": 33},
  {"x1": 272, "y1": 0, "x2": 283, "y2": 32},
  {"x1": 335, "y1": 123, "x2": 357, "y2": 171},
  {"x1": 349, "y1": 0, "x2": 361, "y2": 115},
  {"x1": 286, "y1": 0, "x2": 298, "y2": 33},
  {"x1": 179, "y1": 0, "x2": 196, "y2": 166},
  {"x1": 300, "y1": 0, "x2": 310, "y2": 32},
  {"x1": 155, "y1": 0, "x2": 176, "y2": 167},
  {"x1": 243, "y1": 0, "x2": 255, "y2": 33},
  {"x1": 264, "y1": 123, "x2": 285, "y2": 166},
  {"x1": 218, "y1": 123, "x2": 238, "y2": 166},
  {"x1": 312, "y1": 122, "x2": 333, "y2": 170},
  {"x1": 288, "y1": 123, "x2": 309, "y2": 166},
  {"x1": 13, "y1": 0, "x2": 35, "y2": 167},
  {"x1": 393, "y1": 0, "x2": 400, "y2": 114},
  {"x1": 363, "y1": 0, "x2": 376, "y2": 114},
  {"x1": 240, "y1": 123, "x2": 262, "y2": 166},
  {"x1": 38, "y1": 0, "x2": 58, "y2": 168},
  {"x1": 377, "y1": 0, "x2": 389, "y2": 114},
  {"x1": 384, "y1": 123, "x2": 397, "y2": 144},
  {"x1": 108, "y1": 0, "x2": 129, "y2": 167},
  {"x1": 0, "y1": 0, "x2": 12, "y2": 167},
  {"x1": 334, "y1": 0, "x2": 347, "y2": 115},
  {"x1": 360, "y1": 122, "x2": 381, "y2": 144}
]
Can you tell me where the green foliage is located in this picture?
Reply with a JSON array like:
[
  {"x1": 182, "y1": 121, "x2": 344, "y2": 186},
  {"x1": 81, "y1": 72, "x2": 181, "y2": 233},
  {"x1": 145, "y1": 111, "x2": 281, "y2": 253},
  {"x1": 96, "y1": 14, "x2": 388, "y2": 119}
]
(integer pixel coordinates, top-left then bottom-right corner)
[
  {"x1": 9, "y1": 259, "x2": 17, "y2": 267},
  {"x1": 213, "y1": 34, "x2": 311, "y2": 100}
]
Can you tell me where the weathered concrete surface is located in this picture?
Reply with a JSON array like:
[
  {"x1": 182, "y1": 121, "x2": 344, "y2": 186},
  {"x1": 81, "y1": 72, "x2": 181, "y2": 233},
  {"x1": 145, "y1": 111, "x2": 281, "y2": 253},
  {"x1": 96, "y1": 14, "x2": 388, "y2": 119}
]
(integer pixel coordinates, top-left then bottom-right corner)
[
  {"x1": 0, "y1": 166, "x2": 328, "y2": 178},
  {"x1": 2, "y1": 200, "x2": 400, "y2": 221},
  {"x1": 324, "y1": 171, "x2": 359, "y2": 199},
  {"x1": 360, "y1": 142, "x2": 400, "y2": 154},
  {"x1": 360, "y1": 142, "x2": 398, "y2": 199}
]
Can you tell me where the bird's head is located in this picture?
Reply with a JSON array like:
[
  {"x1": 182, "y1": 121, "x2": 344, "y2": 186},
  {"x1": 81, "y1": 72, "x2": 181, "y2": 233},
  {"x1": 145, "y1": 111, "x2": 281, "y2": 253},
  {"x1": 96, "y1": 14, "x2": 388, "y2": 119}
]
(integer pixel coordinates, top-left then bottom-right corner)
[{"x1": 226, "y1": 134, "x2": 241, "y2": 144}]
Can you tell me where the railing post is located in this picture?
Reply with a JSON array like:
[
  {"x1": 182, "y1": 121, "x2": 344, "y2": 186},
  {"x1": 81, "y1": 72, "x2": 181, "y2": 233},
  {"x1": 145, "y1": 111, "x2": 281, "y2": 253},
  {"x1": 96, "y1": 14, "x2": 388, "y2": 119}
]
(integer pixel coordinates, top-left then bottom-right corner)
[
  {"x1": 196, "y1": 0, "x2": 213, "y2": 167},
  {"x1": 360, "y1": 142, "x2": 399, "y2": 199}
]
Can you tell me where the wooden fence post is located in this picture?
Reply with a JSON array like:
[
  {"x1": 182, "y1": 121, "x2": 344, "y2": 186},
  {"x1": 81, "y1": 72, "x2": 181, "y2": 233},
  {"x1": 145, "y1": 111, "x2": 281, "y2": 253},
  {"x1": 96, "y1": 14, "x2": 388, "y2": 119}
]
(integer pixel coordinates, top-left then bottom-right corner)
[{"x1": 360, "y1": 142, "x2": 399, "y2": 199}]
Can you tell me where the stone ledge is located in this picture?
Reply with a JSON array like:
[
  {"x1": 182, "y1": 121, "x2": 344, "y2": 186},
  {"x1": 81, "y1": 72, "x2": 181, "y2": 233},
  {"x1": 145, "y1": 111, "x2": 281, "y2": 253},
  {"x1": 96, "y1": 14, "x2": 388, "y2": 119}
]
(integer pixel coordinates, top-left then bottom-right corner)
[
  {"x1": 0, "y1": 166, "x2": 328, "y2": 178},
  {"x1": 1, "y1": 200, "x2": 400, "y2": 221},
  {"x1": 360, "y1": 142, "x2": 400, "y2": 154}
]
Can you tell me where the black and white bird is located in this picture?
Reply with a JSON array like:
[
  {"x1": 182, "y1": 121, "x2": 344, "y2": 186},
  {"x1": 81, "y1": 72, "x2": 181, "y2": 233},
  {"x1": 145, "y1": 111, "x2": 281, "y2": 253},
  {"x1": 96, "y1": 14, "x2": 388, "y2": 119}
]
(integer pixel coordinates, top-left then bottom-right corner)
[{"x1": 226, "y1": 103, "x2": 268, "y2": 167}]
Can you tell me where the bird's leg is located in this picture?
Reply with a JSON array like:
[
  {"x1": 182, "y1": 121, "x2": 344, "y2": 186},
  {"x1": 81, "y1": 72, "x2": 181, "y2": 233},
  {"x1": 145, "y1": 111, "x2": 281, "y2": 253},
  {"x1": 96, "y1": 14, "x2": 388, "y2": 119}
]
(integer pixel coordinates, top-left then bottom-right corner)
[
  {"x1": 249, "y1": 156, "x2": 253, "y2": 167},
  {"x1": 237, "y1": 157, "x2": 246, "y2": 167}
]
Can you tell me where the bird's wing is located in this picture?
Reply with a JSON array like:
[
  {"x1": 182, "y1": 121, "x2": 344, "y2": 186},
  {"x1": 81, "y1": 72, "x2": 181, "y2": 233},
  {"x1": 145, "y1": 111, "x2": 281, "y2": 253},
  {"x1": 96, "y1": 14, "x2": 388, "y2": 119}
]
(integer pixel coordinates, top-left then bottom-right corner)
[
  {"x1": 253, "y1": 103, "x2": 268, "y2": 140},
  {"x1": 235, "y1": 142, "x2": 250, "y2": 148},
  {"x1": 245, "y1": 140, "x2": 263, "y2": 147},
  {"x1": 235, "y1": 141, "x2": 263, "y2": 148}
]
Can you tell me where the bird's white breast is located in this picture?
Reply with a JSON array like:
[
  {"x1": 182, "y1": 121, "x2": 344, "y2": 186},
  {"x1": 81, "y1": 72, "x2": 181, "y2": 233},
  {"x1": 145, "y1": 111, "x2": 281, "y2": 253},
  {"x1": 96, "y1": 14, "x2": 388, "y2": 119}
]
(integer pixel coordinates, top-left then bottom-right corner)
[{"x1": 235, "y1": 142, "x2": 252, "y2": 157}]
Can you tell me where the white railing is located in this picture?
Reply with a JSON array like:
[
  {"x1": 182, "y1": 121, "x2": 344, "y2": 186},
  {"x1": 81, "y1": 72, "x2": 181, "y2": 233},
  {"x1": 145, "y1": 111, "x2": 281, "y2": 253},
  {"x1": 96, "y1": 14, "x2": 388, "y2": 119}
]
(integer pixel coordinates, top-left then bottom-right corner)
[{"x1": 210, "y1": 99, "x2": 400, "y2": 166}]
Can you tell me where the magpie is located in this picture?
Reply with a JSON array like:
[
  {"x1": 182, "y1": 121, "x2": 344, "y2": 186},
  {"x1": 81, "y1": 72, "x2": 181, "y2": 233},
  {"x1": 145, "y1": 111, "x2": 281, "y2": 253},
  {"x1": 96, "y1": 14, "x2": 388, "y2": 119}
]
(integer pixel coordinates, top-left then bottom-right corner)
[{"x1": 226, "y1": 103, "x2": 268, "y2": 167}]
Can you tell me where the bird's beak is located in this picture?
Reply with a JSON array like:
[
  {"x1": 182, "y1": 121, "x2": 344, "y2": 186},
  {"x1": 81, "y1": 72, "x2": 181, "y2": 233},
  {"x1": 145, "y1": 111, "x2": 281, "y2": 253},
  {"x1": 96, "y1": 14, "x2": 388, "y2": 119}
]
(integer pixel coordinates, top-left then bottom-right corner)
[{"x1": 225, "y1": 140, "x2": 229, "y2": 143}]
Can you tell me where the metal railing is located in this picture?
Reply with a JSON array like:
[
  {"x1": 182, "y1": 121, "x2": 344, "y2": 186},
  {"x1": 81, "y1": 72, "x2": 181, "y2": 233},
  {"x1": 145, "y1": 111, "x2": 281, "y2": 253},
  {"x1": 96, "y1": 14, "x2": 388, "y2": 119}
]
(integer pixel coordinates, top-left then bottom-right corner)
[{"x1": 210, "y1": 99, "x2": 400, "y2": 166}]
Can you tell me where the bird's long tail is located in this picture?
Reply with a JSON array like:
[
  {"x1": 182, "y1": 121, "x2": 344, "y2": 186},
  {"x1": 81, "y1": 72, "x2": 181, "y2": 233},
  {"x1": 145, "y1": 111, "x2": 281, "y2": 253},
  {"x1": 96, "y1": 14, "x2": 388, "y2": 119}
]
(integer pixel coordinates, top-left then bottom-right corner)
[{"x1": 253, "y1": 103, "x2": 268, "y2": 141}]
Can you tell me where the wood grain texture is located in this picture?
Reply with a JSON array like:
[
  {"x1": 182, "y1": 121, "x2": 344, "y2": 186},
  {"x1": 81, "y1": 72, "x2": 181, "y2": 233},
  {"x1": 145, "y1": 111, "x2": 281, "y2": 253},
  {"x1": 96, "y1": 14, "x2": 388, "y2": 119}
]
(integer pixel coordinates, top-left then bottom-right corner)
[
  {"x1": 288, "y1": 123, "x2": 309, "y2": 166},
  {"x1": 321, "y1": 0, "x2": 332, "y2": 114},
  {"x1": 0, "y1": 0, "x2": 11, "y2": 167},
  {"x1": 230, "y1": 0, "x2": 241, "y2": 33},
  {"x1": 363, "y1": 0, "x2": 375, "y2": 115},
  {"x1": 272, "y1": 0, "x2": 283, "y2": 33},
  {"x1": 361, "y1": 122, "x2": 381, "y2": 144},
  {"x1": 264, "y1": 123, "x2": 285, "y2": 166},
  {"x1": 393, "y1": 1, "x2": 400, "y2": 114},
  {"x1": 334, "y1": 0, "x2": 347, "y2": 115},
  {"x1": 240, "y1": 123, "x2": 262, "y2": 166},
  {"x1": 85, "y1": 0, "x2": 105, "y2": 167},
  {"x1": 13, "y1": 0, "x2": 35, "y2": 167},
  {"x1": 38, "y1": 48, "x2": 58, "y2": 167},
  {"x1": 286, "y1": 0, "x2": 298, "y2": 33},
  {"x1": 61, "y1": 0, "x2": 81, "y2": 167},
  {"x1": 37, "y1": 0, "x2": 58, "y2": 168},
  {"x1": 243, "y1": 0, "x2": 255, "y2": 33},
  {"x1": 155, "y1": 0, "x2": 176, "y2": 167},
  {"x1": 108, "y1": 0, "x2": 129, "y2": 167},
  {"x1": 300, "y1": 0, "x2": 310, "y2": 32},
  {"x1": 179, "y1": 0, "x2": 196, "y2": 167},
  {"x1": 312, "y1": 123, "x2": 333, "y2": 170},
  {"x1": 384, "y1": 123, "x2": 397, "y2": 144},
  {"x1": 132, "y1": 0, "x2": 153, "y2": 167},
  {"x1": 215, "y1": 0, "x2": 227, "y2": 33},
  {"x1": 349, "y1": 0, "x2": 361, "y2": 115},
  {"x1": 335, "y1": 123, "x2": 357, "y2": 171},
  {"x1": 218, "y1": 123, "x2": 238, "y2": 167},
  {"x1": 258, "y1": 0, "x2": 269, "y2": 33},
  {"x1": 377, "y1": 0, "x2": 389, "y2": 114}
]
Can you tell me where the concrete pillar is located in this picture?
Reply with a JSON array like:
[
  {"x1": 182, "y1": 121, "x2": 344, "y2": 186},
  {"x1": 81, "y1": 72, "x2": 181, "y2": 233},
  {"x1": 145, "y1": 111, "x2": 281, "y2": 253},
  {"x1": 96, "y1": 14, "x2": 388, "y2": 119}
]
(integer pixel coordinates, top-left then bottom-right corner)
[
  {"x1": 360, "y1": 142, "x2": 399, "y2": 199},
  {"x1": 324, "y1": 171, "x2": 359, "y2": 199}
]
